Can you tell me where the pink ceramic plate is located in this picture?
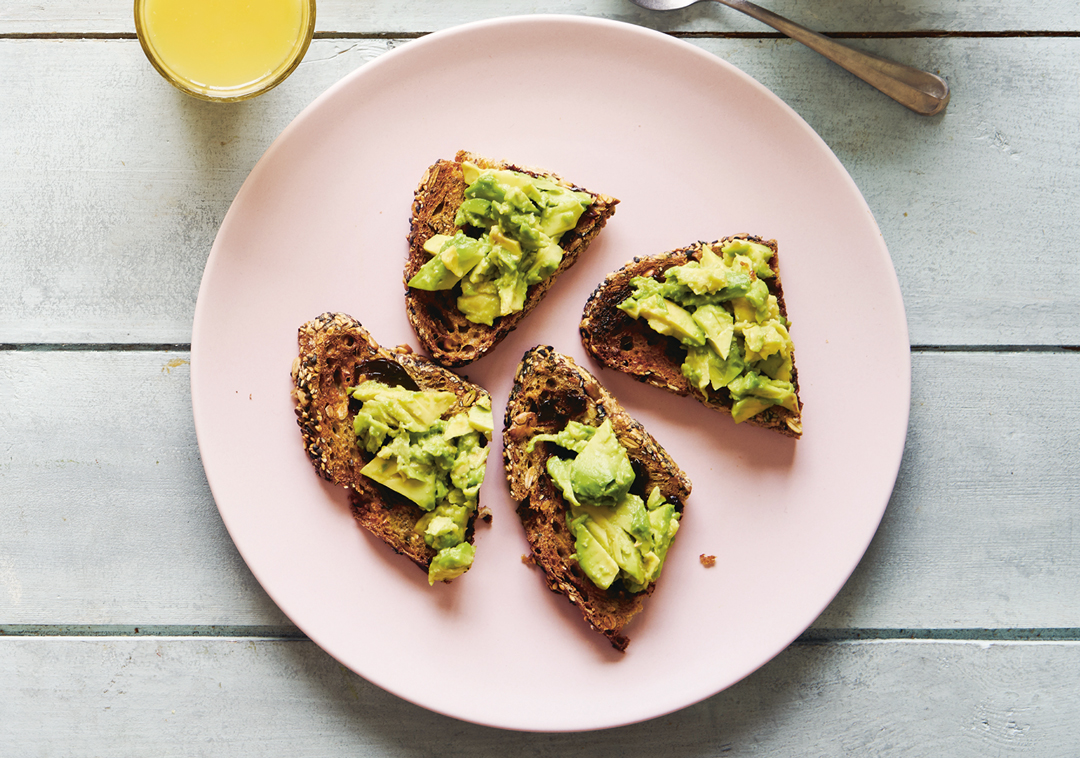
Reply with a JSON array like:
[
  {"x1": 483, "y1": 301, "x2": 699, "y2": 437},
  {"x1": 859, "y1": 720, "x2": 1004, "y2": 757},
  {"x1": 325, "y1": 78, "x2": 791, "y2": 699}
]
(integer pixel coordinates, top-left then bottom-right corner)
[{"x1": 191, "y1": 16, "x2": 910, "y2": 732}]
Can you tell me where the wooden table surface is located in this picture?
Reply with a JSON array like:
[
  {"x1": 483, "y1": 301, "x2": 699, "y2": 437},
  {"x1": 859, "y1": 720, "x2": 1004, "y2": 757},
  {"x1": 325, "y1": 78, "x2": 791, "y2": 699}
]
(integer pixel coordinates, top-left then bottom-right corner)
[{"x1": 3, "y1": 1, "x2": 1078, "y2": 753}]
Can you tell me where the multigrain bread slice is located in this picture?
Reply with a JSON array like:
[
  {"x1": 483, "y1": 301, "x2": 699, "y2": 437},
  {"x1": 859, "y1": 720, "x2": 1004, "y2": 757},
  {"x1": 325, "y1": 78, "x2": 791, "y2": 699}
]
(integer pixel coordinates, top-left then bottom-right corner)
[
  {"x1": 580, "y1": 235, "x2": 803, "y2": 438},
  {"x1": 405, "y1": 150, "x2": 619, "y2": 367},
  {"x1": 291, "y1": 312, "x2": 491, "y2": 574},
  {"x1": 503, "y1": 345, "x2": 692, "y2": 651}
]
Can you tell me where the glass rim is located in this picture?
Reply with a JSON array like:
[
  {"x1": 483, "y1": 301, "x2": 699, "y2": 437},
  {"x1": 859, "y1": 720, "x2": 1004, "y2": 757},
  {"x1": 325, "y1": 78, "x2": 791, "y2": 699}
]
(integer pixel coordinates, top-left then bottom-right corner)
[{"x1": 134, "y1": 0, "x2": 317, "y2": 102}]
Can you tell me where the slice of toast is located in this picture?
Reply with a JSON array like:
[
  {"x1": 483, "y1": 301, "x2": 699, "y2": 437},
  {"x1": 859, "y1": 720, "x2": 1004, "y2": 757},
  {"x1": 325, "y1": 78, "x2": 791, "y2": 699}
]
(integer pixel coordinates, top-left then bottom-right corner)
[
  {"x1": 579, "y1": 235, "x2": 803, "y2": 438},
  {"x1": 291, "y1": 312, "x2": 492, "y2": 575},
  {"x1": 503, "y1": 345, "x2": 692, "y2": 651},
  {"x1": 405, "y1": 150, "x2": 619, "y2": 367}
]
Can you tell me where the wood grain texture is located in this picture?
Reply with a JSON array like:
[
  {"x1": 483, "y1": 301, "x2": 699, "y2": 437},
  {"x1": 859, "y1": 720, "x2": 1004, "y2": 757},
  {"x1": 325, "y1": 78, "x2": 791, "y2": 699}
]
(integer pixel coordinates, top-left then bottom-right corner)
[
  {"x1": 2, "y1": 2, "x2": 1078, "y2": 746},
  {"x1": 2, "y1": 350, "x2": 1077, "y2": 628},
  {"x1": 0, "y1": 350, "x2": 288, "y2": 626},
  {"x1": 819, "y1": 350, "x2": 1080, "y2": 628},
  {"x1": 1, "y1": 37, "x2": 1077, "y2": 345},
  {"x1": 1, "y1": 637, "x2": 1078, "y2": 752},
  {"x1": 2, "y1": 0, "x2": 1079, "y2": 34}
]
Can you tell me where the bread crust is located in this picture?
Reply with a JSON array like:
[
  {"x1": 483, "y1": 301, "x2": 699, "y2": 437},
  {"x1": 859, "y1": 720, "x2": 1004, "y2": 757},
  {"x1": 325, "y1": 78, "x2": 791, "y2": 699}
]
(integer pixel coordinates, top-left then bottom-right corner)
[
  {"x1": 502, "y1": 346, "x2": 692, "y2": 651},
  {"x1": 405, "y1": 151, "x2": 619, "y2": 367},
  {"x1": 579, "y1": 235, "x2": 803, "y2": 438},
  {"x1": 291, "y1": 312, "x2": 491, "y2": 573}
]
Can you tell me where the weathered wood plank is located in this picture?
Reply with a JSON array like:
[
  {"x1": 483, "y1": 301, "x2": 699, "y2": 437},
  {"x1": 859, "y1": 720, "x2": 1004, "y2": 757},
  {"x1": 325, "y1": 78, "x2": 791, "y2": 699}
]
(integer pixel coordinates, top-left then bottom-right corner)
[
  {"x1": 820, "y1": 349, "x2": 1080, "y2": 628},
  {"x1": 1, "y1": 0, "x2": 1077, "y2": 34},
  {"x1": 0, "y1": 38, "x2": 389, "y2": 344},
  {"x1": 1, "y1": 637, "x2": 1077, "y2": 750},
  {"x1": 1, "y1": 350, "x2": 1078, "y2": 627},
  {"x1": 0, "y1": 350, "x2": 289, "y2": 626},
  {"x1": 1, "y1": 36, "x2": 1076, "y2": 345},
  {"x1": 2, "y1": 3, "x2": 1074, "y2": 750}
]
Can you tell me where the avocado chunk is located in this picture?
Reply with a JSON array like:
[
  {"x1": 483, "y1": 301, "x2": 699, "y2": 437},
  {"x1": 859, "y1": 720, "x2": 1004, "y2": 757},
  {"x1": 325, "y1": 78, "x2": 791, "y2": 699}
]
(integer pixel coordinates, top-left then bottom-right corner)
[
  {"x1": 561, "y1": 419, "x2": 636, "y2": 507},
  {"x1": 532, "y1": 419, "x2": 635, "y2": 508},
  {"x1": 351, "y1": 382, "x2": 457, "y2": 452},
  {"x1": 618, "y1": 240, "x2": 796, "y2": 424},
  {"x1": 741, "y1": 320, "x2": 790, "y2": 363},
  {"x1": 408, "y1": 161, "x2": 595, "y2": 325},
  {"x1": 635, "y1": 295, "x2": 707, "y2": 348},
  {"x1": 574, "y1": 498, "x2": 648, "y2": 587},
  {"x1": 408, "y1": 256, "x2": 459, "y2": 291},
  {"x1": 408, "y1": 232, "x2": 490, "y2": 291},
  {"x1": 727, "y1": 371, "x2": 799, "y2": 416},
  {"x1": 466, "y1": 397, "x2": 495, "y2": 435},
  {"x1": 664, "y1": 244, "x2": 732, "y2": 294},
  {"x1": 361, "y1": 454, "x2": 438, "y2": 511},
  {"x1": 349, "y1": 380, "x2": 492, "y2": 584},
  {"x1": 527, "y1": 419, "x2": 596, "y2": 454},
  {"x1": 691, "y1": 303, "x2": 735, "y2": 359},
  {"x1": 427, "y1": 542, "x2": 476, "y2": 583},
  {"x1": 721, "y1": 238, "x2": 775, "y2": 279},
  {"x1": 414, "y1": 501, "x2": 471, "y2": 551},
  {"x1": 564, "y1": 486, "x2": 681, "y2": 593},
  {"x1": 682, "y1": 341, "x2": 745, "y2": 393},
  {"x1": 532, "y1": 419, "x2": 682, "y2": 593},
  {"x1": 568, "y1": 514, "x2": 620, "y2": 590},
  {"x1": 456, "y1": 275, "x2": 501, "y2": 326}
]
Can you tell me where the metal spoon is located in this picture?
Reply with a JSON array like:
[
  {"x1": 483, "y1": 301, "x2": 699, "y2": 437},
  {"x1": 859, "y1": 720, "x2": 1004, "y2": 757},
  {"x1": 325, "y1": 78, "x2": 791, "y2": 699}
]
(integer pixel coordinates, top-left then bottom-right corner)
[{"x1": 629, "y1": 0, "x2": 950, "y2": 115}]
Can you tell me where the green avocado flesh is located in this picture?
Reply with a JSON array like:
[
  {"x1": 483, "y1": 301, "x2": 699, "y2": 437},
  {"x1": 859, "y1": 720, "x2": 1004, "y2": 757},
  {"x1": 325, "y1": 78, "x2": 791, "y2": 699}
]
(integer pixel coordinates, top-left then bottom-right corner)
[
  {"x1": 407, "y1": 162, "x2": 595, "y2": 326},
  {"x1": 349, "y1": 380, "x2": 493, "y2": 584},
  {"x1": 529, "y1": 419, "x2": 681, "y2": 593},
  {"x1": 617, "y1": 239, "x2": 798, "y2": 424}
]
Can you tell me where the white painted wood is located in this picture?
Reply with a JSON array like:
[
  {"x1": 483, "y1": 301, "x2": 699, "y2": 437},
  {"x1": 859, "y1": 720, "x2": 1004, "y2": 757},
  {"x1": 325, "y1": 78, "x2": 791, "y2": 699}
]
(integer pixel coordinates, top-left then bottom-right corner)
[
  {"x1": 2, "y1": 0, "x2": 1077, "y2": 35},
  {"x1": 0, "y1": 350, "x2": 289, "y2": 626},
  {"x1": 0, "y1": 38, "x2": 390, "y2": 346},
  {"x1": 1, "y1": 637, "x2": 1078, "y2": 751},
  {"x1": 2, "y1": 350, "x2": 1078, "y2": 628},
  {"x1": 819, "y1": 351, "x2": 1080, "y2": 628},
  {"x1": 1, "y1": 37, "x2": 1078, "y2": 345},
  {"x1": 2, "y1": 3, "x2": 1077, "y2": 747}
]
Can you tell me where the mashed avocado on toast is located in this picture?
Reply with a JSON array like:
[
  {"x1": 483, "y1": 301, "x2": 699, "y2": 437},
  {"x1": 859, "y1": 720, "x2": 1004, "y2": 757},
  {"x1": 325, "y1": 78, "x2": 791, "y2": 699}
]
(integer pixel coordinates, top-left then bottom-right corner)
[
  {"x1": 292, "y1": 314, "x2": 495, "y2": 583},
  {"x1": 405, "y1": 152, "x2": 618, "y2": 368},
  {"x1": 617, "y1": 238, "x2": 799, "y2": 424},
  {"x1": 349, "y1": 380, "x2": 493, "y2": 584},
  {"x1": 528, "y1": 418, "x2": 681, "y2": 594},
  {"x1": 408, "y1": 161, "x2": 595, "y2": 326},
  {"x1": 503, "y1": 346, "x2": 691, "y2": 650}
]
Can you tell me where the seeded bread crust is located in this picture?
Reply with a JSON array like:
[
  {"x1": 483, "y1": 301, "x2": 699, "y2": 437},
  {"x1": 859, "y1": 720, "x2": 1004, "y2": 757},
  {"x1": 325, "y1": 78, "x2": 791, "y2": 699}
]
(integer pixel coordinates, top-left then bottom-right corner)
[
  {"x1": 503, "y1": 345, "x2": 692, "y2": 651},
  {"x1": 405, "y1": 151, "x2": 619, "y2": 367},
  {"x1": 291, "y1": 312, "x2": 491, "y2": 574},
  {"x1": 579, "y1": 235, "x2": 803, "y2": 439}
]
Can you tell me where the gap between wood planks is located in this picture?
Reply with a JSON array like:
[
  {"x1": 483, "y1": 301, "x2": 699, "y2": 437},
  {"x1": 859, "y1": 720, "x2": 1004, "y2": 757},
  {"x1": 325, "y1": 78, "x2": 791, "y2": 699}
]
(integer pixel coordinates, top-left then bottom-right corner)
[
  {"x1": 3, "y1": 625, "x2": 1080, "y2": 642},
  {"x1": 3, "y1": 31, "x2": 1079, "y2": 41}
]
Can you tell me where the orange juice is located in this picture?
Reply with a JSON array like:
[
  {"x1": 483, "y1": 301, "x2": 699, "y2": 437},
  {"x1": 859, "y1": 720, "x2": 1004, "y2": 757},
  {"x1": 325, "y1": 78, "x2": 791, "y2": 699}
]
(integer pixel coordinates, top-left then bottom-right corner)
[{"x1": 135, "y1": 0, "x2": 315, "y2": 101}]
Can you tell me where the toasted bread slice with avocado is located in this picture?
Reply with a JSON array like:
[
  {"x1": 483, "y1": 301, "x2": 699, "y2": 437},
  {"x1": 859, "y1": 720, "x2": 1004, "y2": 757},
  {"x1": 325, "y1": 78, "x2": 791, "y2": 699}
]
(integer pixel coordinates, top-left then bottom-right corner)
[
  {"x1": 580, "y1": 235, "x2": 803, "y2": 438},
  {"x1": 503, "y1": 346, "x2": 692, "y2": 651},
  {"x1": 291, "y1": 312, "x2": 493, "y2": 582},
  {"x1": 405, "y1": 151, "x2": 619, "y2": 367}
]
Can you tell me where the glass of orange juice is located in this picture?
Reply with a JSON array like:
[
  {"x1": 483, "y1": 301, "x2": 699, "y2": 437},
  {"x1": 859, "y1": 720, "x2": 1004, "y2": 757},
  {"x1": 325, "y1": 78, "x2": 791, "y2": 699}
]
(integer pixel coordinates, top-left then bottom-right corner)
[{"x1": 135, "y1": 0, "x2": 316, "y2": 102}]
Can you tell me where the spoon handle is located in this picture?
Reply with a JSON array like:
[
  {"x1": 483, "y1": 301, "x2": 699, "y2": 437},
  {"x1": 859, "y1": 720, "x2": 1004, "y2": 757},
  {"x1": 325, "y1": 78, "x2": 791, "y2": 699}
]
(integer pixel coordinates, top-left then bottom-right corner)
[{"x1": 715, "y1": 0, "x2": 949, "y2": 115}]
